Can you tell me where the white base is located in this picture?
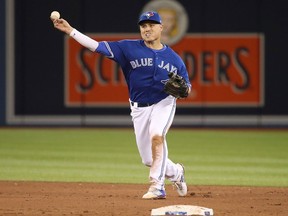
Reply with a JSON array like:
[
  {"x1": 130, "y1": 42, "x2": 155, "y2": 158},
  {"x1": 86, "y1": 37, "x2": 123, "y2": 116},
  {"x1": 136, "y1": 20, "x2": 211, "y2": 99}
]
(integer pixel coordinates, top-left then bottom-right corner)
[{"x1": 151, "y1": 205, "x2": 213, "y2": 216}]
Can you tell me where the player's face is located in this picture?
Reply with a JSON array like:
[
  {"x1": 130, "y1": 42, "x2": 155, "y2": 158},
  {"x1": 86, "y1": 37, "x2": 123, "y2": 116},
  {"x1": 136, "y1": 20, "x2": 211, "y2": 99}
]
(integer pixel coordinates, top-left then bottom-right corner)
[{"x1": 139, "y1": 22, "x2": 162, "y2": 42}]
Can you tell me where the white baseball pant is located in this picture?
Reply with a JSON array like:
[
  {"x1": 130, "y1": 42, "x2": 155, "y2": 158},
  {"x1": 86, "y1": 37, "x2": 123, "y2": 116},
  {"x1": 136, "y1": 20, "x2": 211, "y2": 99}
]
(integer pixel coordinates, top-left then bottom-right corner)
[{"x1": 130, "y1": 95, "x2": 181, "y2": 190}]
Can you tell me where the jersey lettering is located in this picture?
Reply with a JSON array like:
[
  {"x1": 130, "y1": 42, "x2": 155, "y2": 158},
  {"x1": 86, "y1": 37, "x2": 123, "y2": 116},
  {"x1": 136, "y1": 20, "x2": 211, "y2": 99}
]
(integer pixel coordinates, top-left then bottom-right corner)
[
  {"x1": 130, "y1": 58, "x2": 153, "y2": 69},
  {"x1": 158, "y1": 61, "x2": 178, "y2": 73},
  {"x1": 130, "y1": 58, "x2": 178, "y2": 74}
]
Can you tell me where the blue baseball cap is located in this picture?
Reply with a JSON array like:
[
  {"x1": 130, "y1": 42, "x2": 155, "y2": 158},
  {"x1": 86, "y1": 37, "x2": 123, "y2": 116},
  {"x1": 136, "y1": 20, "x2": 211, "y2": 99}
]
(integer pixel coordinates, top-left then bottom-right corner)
[{"x1": 138, "y1": 11, "x2": 162, "y2": 25}]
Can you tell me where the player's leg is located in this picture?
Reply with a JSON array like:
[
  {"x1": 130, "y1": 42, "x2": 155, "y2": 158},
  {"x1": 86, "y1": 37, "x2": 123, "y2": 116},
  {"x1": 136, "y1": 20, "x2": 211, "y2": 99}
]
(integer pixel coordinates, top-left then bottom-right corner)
[
  {"x1": 130, "y1": 105, "x2": 153, "y2": 167},
  {"x1": 165, "y1": 158, "x2": 179, "y2": 179},
  {"x1": 143, "y1": 96, "x2": 176, "y2": 198},
  {"x1": 130, "y1": 105, "x2": 166, "y2": 199},
  {"x1": 150, "y1": 96, "x2": 187, "y2": 197}
]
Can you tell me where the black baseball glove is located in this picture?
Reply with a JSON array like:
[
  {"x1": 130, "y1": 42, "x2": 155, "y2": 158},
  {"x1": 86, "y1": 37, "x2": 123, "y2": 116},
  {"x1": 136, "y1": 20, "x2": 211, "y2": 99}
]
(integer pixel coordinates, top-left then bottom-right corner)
[{"x1": 163, "y1": 72, "x2": 189, "y2": 99}]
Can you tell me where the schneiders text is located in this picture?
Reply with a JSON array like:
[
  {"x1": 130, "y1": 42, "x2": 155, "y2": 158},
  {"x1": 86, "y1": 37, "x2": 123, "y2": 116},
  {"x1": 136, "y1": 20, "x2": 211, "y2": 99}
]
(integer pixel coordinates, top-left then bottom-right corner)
[{"x1": 75, "y1": 47, "x2": 251, "y2": 93}]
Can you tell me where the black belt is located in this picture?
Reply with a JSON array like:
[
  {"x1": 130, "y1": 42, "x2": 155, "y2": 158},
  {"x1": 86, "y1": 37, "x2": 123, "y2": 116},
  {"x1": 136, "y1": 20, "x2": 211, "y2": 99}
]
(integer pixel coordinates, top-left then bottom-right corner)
[{"x1": 130, "y1": 101, "x2": 155, "y2": 107}]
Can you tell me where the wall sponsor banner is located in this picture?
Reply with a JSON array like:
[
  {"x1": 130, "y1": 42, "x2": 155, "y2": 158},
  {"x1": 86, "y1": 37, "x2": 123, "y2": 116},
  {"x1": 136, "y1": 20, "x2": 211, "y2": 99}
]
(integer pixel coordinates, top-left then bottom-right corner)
[{"x1": 65, "y1": 33, "x2": 264, "y2": 107}]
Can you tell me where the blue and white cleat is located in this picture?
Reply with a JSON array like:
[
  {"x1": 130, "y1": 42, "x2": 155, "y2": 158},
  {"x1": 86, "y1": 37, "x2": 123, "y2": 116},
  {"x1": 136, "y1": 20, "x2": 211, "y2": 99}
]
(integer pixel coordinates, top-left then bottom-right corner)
[
  {"x1": 173, "y1": 163, "x2": 188, "y2": 197},
  {"x1": 142, "y1": 187, "x2": 166, "y2": 199}
]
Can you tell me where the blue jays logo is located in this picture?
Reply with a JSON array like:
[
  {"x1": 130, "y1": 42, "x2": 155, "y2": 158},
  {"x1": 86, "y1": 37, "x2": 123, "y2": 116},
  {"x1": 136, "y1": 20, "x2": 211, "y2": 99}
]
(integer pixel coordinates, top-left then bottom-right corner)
[{"x1": 145, "y1": 12, "x2": 154, "y2": 19}]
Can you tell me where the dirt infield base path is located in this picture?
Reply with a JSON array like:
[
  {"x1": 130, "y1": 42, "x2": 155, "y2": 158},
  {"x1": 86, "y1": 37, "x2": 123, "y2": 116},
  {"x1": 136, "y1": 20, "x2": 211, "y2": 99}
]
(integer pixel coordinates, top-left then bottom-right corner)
[{"x1": 0, "y1": 181, "x2": 287, "y2": 216}]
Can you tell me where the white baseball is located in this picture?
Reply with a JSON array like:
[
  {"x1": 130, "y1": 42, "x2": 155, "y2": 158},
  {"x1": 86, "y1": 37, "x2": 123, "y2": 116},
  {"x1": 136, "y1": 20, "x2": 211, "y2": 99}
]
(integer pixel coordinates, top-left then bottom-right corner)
[{"x1": 50, "y1": 11, "x2": 60, "y2": 20}]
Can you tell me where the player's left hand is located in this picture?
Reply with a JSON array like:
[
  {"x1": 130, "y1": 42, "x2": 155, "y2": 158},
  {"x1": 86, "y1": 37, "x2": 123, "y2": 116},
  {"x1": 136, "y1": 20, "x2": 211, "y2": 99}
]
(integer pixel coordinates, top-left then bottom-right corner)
[{"x1": 163, "y1": 72, "x2": 189, "y2": 99}]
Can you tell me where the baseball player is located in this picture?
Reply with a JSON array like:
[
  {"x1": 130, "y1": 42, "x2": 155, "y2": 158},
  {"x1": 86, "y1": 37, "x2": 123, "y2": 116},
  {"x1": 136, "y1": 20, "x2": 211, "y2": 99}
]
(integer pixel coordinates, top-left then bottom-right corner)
[{"x1": 51, "y1": 11, "x2": 191, "y2": 199}]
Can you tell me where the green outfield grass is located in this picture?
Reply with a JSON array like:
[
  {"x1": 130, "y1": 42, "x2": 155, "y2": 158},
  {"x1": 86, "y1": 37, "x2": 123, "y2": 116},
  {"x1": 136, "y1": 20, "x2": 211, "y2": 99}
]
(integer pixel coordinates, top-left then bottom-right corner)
[{"x1": 0, "y1": 128, "x2": 287, "y2": 187}]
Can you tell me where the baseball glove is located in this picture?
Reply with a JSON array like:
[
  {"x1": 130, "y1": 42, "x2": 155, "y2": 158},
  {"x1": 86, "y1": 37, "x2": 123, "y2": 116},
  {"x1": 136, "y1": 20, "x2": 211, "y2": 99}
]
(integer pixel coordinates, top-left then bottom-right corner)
[{"x1": 164, "y1": 72, "x2": 189, "y2": 99}]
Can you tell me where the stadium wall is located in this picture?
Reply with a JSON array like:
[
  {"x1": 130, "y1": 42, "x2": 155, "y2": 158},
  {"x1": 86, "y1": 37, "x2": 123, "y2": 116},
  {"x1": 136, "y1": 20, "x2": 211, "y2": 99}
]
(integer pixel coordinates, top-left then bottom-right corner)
[{"x1": 2, "y1": 0, "x2": 288, "y2": 127}]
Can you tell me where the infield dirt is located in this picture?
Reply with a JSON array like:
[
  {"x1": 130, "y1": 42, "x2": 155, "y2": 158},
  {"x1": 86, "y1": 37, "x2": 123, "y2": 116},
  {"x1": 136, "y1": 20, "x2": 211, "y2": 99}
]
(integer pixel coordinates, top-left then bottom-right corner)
[{"x1": 0, "y1": 181, "x2": 287, "y2": 216}]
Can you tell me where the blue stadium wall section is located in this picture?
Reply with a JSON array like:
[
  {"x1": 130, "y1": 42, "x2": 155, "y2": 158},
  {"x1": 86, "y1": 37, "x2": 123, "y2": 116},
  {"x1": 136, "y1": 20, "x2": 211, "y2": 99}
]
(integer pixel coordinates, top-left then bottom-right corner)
[{"x1": 3, "y1": 0, "x2": 288, "y2": 127}]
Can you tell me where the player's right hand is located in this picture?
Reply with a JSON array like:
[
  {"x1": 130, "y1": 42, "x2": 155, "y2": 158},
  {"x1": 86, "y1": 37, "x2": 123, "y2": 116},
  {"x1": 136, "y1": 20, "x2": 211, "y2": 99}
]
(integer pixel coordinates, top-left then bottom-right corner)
[{"x1": 52, "y1": 18, "x2": 74, "y2": 35}]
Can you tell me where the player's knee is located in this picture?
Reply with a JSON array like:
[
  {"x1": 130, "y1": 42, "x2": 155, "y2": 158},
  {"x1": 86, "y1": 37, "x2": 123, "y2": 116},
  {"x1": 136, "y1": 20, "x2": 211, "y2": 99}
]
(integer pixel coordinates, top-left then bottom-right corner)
[
  {"x1": 151, "y1": 135, "x2": 164, "y2": 160},
  {"x1": 151, "y1": 135, "x2": 163, "y2": 146}
]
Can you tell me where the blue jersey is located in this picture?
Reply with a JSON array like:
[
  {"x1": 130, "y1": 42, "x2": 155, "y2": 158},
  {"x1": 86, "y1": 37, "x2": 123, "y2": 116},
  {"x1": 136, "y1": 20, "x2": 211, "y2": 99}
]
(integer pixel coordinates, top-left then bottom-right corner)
[{"x1": 96, "y1": 39, "x2": 191, "y2": 103}]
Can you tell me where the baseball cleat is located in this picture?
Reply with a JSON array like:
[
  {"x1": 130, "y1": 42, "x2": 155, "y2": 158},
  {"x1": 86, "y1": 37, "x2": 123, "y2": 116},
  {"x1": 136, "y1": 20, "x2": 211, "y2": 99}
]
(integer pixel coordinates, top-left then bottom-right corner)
[
  {"x1": 142, "y1": 187, "x2": 166, "y2": 199},
  {"x1": 173, "y1": 163, "x2": 188, "y2": 197}
]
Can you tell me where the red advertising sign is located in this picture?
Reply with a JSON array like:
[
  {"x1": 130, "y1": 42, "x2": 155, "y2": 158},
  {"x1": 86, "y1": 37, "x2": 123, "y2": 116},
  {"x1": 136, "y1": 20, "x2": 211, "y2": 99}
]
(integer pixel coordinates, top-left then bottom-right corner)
[{"x1": 65, "y1": 33, "x2": 264, "y2": 107}]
